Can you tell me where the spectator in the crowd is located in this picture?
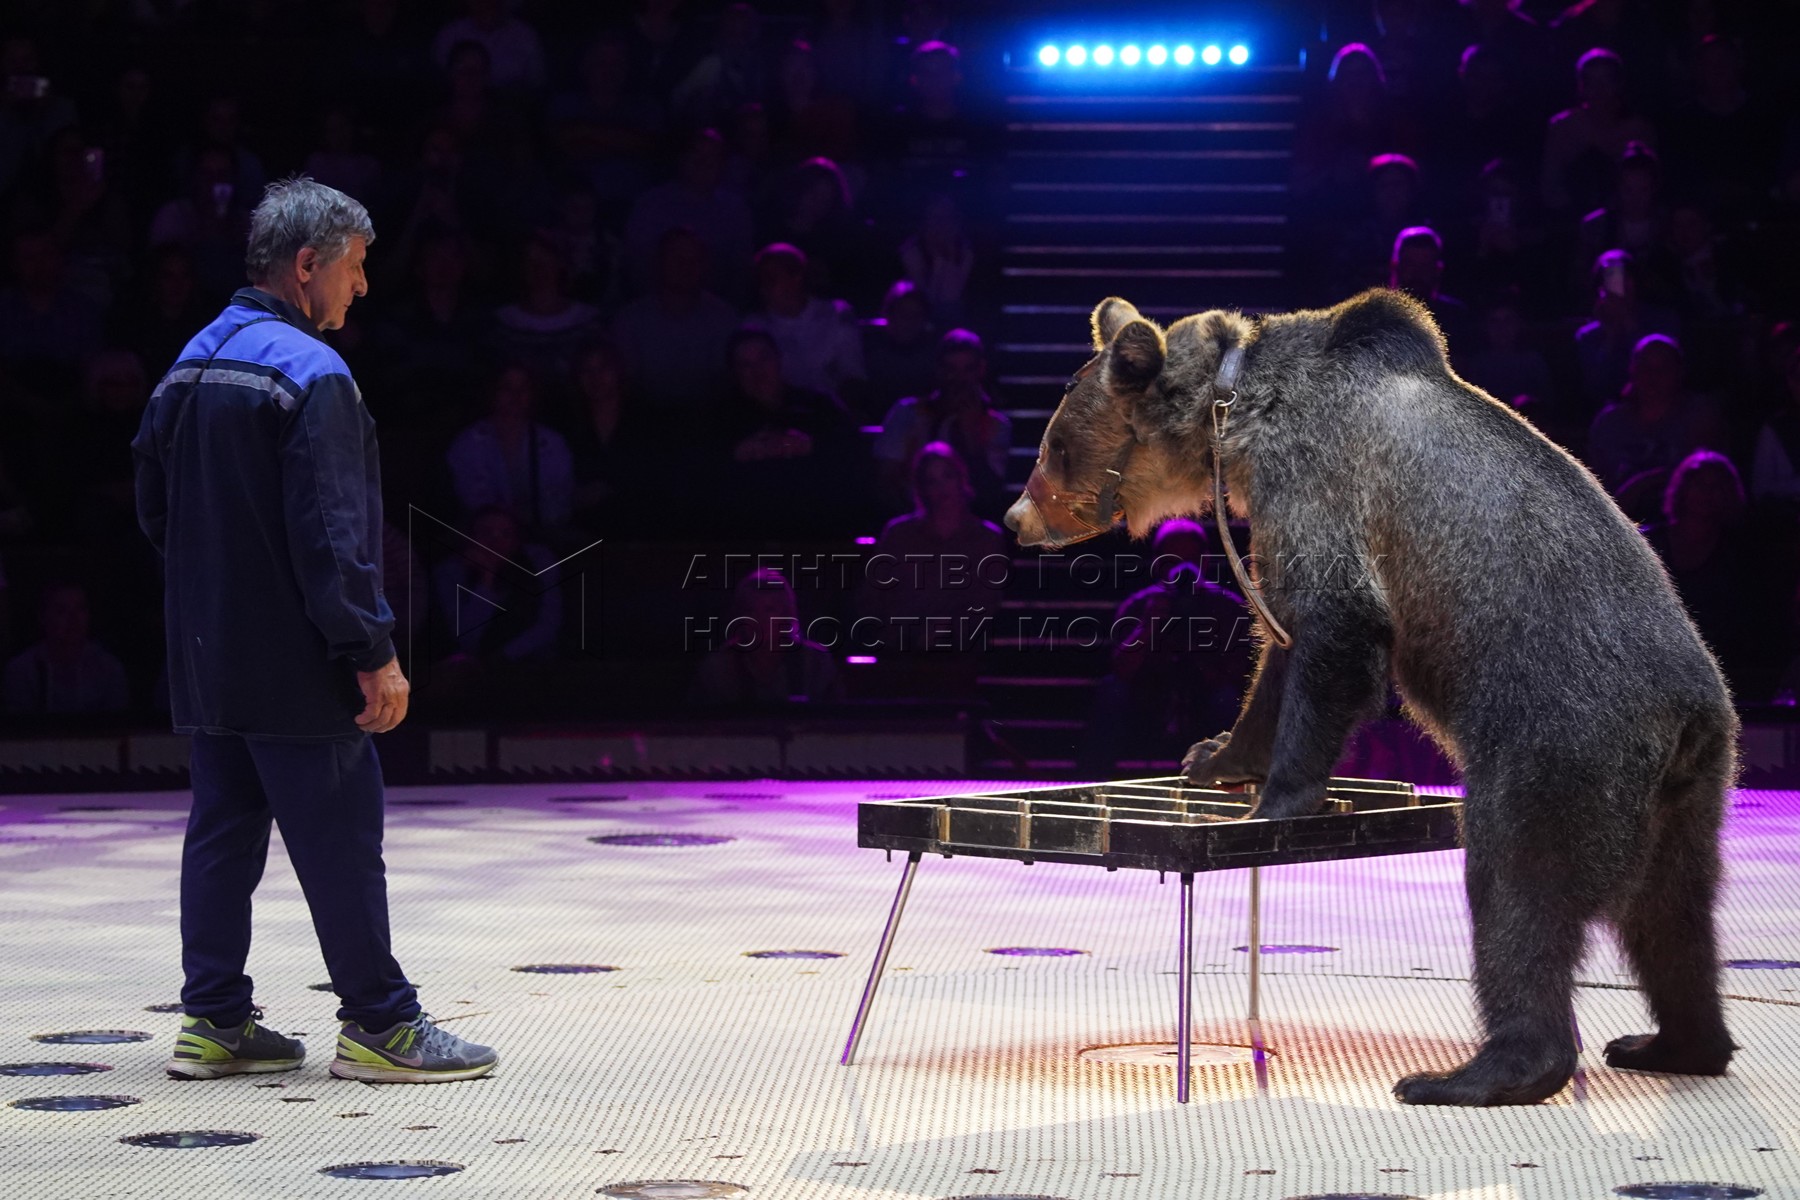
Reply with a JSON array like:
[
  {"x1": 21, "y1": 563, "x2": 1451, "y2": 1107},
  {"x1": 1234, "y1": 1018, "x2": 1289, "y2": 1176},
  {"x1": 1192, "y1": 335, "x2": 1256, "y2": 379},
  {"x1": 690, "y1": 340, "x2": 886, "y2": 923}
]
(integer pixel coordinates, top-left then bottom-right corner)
[
  {"x1": 432, "y1": 0, "x2": 547, "y2": 93},
  {"x1": 432, "y1": 506, "x2": 563, "y2": 664},
  {"x1": 626, "y1": 0, "x2": 705, "y2": 101},
  {"x1": 858, "y1": 279, "x2": 938, "y2": 420},
  {"x1": 548, "y1": 31, "x2": 663, "y2": 208},
  {"x1": 722, "y1": 100, "x2": 777, "y2": 208},
  {"x1": 63, "y1": 347, "x2": 150, "y2": 541},
  {"x1": 369, "y1": 230, "x2": 487, "y2": 430},
  {"x1": 565, "y1": 340, "x2": 648, "y2": 530},
  {"x1": 713, "y1": 327, "x2": 864, "y2": 535},
  {"x1": 146, "y1": 143, "x2": 254, "y2": 301},
  {"x1": 1464, "y1": 296, "x2": 1556, "y2": 417},
  {"x1": 1329, "y1": 153, "x2": 1428, "y2": 297},
  {"x1": 672, "y1": 2, "x2": 768, "y2": 129},
  {"x1": 112, "y1": 245, "x2": 206, "y2": 376},
  {"x1": 0, "y1": 34, "x2": 78, "y2": 198},
  {"x1": 1541, "y1": 48, "x2": 1657, "y2": 215},
  {"x1": 492, "y1": 231, "x2": 604, "y2": 383},
  {"x1": 11, "y1": 125, "x2": 133, "y2": 312},
  {"x1": 1293, "y1": 44, "x2": 1418, "y2": 215},
  {"x1": 447, "y1": 363, "x2": 576, "y2": 532},
  {"x1": 879, "y1": 40, "x2": 988, "y2": 207},
  {"x1": 1664, "y1": 202, "x2": 1742, "y2": 326},
  {"x1": 543, "y1": 179, "x2": 611, "y2": 304},
  {"x1": 1587, "y1": 333, "x2": 1721, "y2": 497},
  {"x1": 1573, "y1": 248, "x2": 1680, "y2": 415},
  {"x1": 623, "y1": 126, "x2": 755, "y2": 300},
  {"x1": 1078, "y1": 520, "x2": 1256, "y2": 775},
  {"x1": 718, "y1": 326, "x2": 855, "y2": 464},
  {"x1": 856, "y1": 441, "x2": 1007, "y2": 649},
  {"x1": 898, "y1": 190, "x2": 975, "y2": 326},
  {"x1": 611, "y1": 226, "x2": 739, "y2": 420},
  {"x1": 1576, "y1": 142, "x2": 1675, "y2": 303},
  {"x1": 874, "y1": 328, "x2": 1010, "y2": 514},
  {"x1": 766, "y1": 157, "x2": 885, "y2": 310},
  {"x1": 176, "y1": 95, "x2": 267, "y2": 206},
  {"x1": 1388, "y1": 226, "x2": 1472, "y2": 362},
  {"x1": 0, "y1": 227, "x2": 105, "y2": 380},
  {"x1": 1666, "y1": 34, "x2": 1776, "y2": 220},
  {"x1": 1454, "y1": 156, "x2": 1551, "y2": 306},
  {"x1": 1429, "y1": 43, "x2": 1542, "y2": 205},
  {"x1": 689, "y1": 568, "x2": 842, "y2": 706},
  {"x1": 810, "y1": 0, "x2": 886, "y2": 104},
  {"x1": 2, "y1": 581, "x2": 130, "y2": 715},
  {"x1": 300, "y1": 107, "x2": 382, "y2": 206},
  {"x1": 747, "y1": 242, "x2": 865, "y2": 398},
  {"x1": 1644, "y1": 451, "x2": 1761, "y2": 697},
  {"x1": 1751, "y1": 345, "x2": 1800, "y2": 508},
  {"x1": 769, "y1": 39, "x2": 861, "y2": 169}
]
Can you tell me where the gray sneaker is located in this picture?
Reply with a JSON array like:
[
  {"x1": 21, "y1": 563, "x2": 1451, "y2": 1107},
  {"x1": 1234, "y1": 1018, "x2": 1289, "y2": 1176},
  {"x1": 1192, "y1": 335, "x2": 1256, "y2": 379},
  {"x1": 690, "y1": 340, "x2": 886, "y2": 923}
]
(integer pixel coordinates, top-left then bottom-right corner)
[
  {"x1": 166, "y1": 1008, "x2": 304, "y2": 1080},
  {"x1": 329, "y1": 1013, "x2": 496, "y2": 1083}
]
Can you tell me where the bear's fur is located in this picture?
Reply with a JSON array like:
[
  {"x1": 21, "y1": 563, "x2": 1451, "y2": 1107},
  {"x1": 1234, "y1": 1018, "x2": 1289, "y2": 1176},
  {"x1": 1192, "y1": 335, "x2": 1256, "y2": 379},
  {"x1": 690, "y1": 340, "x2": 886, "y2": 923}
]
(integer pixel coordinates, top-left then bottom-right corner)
[{"x1": 1004, "y1": 288, "x2": 1739, "y2": 1106}]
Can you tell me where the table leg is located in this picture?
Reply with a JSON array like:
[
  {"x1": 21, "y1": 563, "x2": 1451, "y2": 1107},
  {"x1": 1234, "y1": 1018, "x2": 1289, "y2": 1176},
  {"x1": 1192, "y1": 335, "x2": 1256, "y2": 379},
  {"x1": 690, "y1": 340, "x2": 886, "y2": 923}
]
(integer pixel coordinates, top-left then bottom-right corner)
[
  {"x1": 1248, "y1": 865, "x2": 1269, "y2": 1093},
  {"x1": 841, "y1": 851, "x2": 922, "y2": 1066},
  {"x1": 1177, "y1": 870, "x2": 1195, "y2": 1103}
]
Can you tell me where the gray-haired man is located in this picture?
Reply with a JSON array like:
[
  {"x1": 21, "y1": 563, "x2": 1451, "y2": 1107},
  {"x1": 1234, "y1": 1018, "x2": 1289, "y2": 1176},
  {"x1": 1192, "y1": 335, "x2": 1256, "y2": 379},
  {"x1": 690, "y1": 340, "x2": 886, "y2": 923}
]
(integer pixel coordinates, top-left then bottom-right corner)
[{"x1": 133, "y1": 178, "x2": 497, "y2": 1084}]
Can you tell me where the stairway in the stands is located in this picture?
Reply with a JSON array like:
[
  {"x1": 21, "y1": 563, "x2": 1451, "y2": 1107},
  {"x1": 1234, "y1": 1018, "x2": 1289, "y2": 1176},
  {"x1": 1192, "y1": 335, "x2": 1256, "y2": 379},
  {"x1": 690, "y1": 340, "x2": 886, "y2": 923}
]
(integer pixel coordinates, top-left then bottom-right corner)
[{"x1": 979, "y1": 48, "x2": 1302, "y2": 774}]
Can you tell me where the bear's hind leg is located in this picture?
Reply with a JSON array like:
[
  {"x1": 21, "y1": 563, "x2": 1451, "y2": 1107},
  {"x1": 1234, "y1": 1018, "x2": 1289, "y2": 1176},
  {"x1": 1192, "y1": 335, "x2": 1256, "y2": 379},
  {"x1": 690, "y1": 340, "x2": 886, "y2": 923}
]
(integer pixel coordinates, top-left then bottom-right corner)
[
  {"x1": 1394, "y1": 808, "x2": 1585, "y2": 1106},
  {"x1": 1604, "y1": 767, "x2": 1735, "y2": 1077}
]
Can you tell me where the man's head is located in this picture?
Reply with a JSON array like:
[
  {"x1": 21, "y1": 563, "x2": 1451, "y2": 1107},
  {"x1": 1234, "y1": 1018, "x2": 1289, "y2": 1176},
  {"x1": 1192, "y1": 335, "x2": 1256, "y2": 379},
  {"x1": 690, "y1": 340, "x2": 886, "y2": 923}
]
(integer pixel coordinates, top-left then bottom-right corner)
[
  {"x1": 728, "y1": 327, "x2": 785, "y2": 405},
  {"x1": 244, "y1": 176, "x2": 374, "y2": 331},
  {"x1": 1626, "y1": 334, "x2": 1684, "y2": 406},
  {"x1": 934, "y1": 328, "x2": 986, "y2": 402},
  {"x1": 910, "y1": 440, "x2": 973, "y2": 515},
  {"x1": 1390, "y1": 226, "x2": 1444, "y2": 299},
  {"x1": 39, "y1": 582, "x2": 91, "y2": 650},
  {"x1": 909, "y1": 41, "x2": 961, "y2": 112},
  {"x1": 754, "y1": 242, "x2": 809, "y2": 313}
]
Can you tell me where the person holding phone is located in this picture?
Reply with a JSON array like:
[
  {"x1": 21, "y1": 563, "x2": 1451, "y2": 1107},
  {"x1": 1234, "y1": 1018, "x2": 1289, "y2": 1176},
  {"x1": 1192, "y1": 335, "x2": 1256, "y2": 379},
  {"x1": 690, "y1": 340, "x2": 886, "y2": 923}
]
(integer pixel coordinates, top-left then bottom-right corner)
[{"x1": 132, "y1": 177, "x2": 498, "y2": 1085}]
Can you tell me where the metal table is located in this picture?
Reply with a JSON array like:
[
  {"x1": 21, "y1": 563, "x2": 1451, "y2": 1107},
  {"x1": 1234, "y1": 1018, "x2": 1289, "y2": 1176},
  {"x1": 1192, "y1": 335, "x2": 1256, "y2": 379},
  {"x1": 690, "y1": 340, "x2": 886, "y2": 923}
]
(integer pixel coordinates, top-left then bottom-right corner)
[{"x1": 840, "y1": 776, "x2": 1463, "y2": 1101}]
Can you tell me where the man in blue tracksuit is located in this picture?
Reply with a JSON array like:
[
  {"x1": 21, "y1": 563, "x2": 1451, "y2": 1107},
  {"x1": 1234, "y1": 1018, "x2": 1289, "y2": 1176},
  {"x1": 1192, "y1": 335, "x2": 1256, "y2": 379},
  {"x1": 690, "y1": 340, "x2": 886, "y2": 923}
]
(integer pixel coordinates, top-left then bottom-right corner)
[{"x1": 133, "y1": 177, "x2": 496, "y2": 1084}]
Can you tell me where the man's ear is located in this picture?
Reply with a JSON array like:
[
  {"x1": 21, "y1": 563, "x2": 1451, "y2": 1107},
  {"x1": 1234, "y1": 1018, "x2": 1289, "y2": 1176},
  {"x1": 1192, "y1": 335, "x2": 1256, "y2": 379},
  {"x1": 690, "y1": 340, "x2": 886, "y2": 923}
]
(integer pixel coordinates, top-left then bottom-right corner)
[
  {"x1": 294, "y1": 246, "x2": 318, "y2": 282},
  {"x1": 1106, "y1": 317, "x2": 1165, "y2": 392},
  {"x1": 1091, "y1": 296, "x2": 1143, "y2": 351}
]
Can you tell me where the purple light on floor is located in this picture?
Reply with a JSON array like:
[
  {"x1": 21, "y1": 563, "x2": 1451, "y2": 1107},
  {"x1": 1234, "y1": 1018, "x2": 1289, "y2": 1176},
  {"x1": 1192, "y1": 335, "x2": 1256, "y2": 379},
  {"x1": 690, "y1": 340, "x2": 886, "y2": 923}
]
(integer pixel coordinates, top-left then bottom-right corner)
[
  {"x1": 744, "y1": 950, "x2": 844, "y2": 960},
  {"x1": 1725, "y1": 959, "x2": 1800, "y2": 970},
  {"x1": 987, "y1": 946, "x2": 1087, "y2": 957},
  {"x1": 854, "y1": 536, "x2": 877, "y2": 545},
  {"x1": 1234, "y1": 944, "x2": 1338, "y2": 954},
  {"x1": 847, "y1": 655, "x2": 877, "y2": 665}
]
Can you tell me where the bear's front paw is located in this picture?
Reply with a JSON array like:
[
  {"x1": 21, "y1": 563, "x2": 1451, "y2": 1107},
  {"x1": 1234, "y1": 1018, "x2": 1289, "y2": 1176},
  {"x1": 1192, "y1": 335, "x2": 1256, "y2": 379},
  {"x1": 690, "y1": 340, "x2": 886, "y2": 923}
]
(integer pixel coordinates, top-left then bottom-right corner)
[
  {"x1": 1603, "y1": 1032, "x2": 1733, "y2": 1076},
  {"x1": 1182, "y1": 731, "x2": 1262, "y2": 785}
]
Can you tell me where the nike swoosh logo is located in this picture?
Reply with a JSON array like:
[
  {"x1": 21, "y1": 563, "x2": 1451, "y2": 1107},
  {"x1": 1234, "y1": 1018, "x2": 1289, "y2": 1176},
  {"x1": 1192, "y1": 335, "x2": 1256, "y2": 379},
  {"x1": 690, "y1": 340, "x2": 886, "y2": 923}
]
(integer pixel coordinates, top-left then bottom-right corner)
[
  {"x1": 386, "y1": 1051, "x2": 424, "y2": 1067},
  {"x1": 211, "y1": 1037, "x2": 240, "y2": 1051}
]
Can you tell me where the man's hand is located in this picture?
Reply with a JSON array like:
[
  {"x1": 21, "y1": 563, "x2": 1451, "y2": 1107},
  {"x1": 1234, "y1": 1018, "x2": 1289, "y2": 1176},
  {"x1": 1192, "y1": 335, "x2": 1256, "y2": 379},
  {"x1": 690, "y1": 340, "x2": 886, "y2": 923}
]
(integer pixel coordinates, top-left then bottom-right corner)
[{"x1": 355, "y1": 657, "x2": 410, "y2": 733}]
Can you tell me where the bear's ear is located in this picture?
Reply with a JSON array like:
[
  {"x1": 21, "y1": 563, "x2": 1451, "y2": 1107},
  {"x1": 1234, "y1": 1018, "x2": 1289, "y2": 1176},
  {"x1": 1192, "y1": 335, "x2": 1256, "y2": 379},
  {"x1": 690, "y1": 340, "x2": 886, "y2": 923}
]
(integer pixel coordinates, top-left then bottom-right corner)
[
  {"x1": 1105, "y1": 318, "x2": 1165, "y2": 391},
  {"x1": 1091, "y1": 296, "x2": 1143, "y2": 351}
]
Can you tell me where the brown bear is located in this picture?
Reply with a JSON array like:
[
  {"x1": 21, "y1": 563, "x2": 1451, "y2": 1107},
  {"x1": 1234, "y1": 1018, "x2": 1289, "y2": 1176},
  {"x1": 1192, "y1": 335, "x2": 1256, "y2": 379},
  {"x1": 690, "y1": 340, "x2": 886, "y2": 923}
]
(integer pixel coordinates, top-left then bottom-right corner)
[{"x1": 1004, "y1": 289, "x2": 1738, "y2": 1106}]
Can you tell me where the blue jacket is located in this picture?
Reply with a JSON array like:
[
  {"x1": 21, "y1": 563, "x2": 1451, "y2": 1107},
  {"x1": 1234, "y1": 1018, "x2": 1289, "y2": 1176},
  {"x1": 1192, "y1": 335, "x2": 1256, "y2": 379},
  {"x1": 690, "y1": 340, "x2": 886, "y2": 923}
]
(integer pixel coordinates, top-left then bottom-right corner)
[{"x1": 133, "y1": 288, "x2": 395, "y2": 739}]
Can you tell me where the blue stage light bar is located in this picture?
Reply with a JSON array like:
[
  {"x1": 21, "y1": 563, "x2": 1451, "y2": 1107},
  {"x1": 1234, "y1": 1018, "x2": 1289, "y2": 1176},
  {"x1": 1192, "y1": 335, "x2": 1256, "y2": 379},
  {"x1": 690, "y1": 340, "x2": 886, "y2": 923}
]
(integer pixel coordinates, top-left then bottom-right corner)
[{"x1": 1031, "y1": 36, "x2": 1254, "y2": 71}]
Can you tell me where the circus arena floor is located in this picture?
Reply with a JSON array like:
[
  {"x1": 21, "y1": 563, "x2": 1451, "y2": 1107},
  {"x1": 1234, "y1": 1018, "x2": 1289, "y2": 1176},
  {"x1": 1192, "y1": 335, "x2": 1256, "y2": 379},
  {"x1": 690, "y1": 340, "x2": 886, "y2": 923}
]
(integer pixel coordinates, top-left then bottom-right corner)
[{"x1": 3, "y1": 779, "x2": 1799, "y2": 1200}]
